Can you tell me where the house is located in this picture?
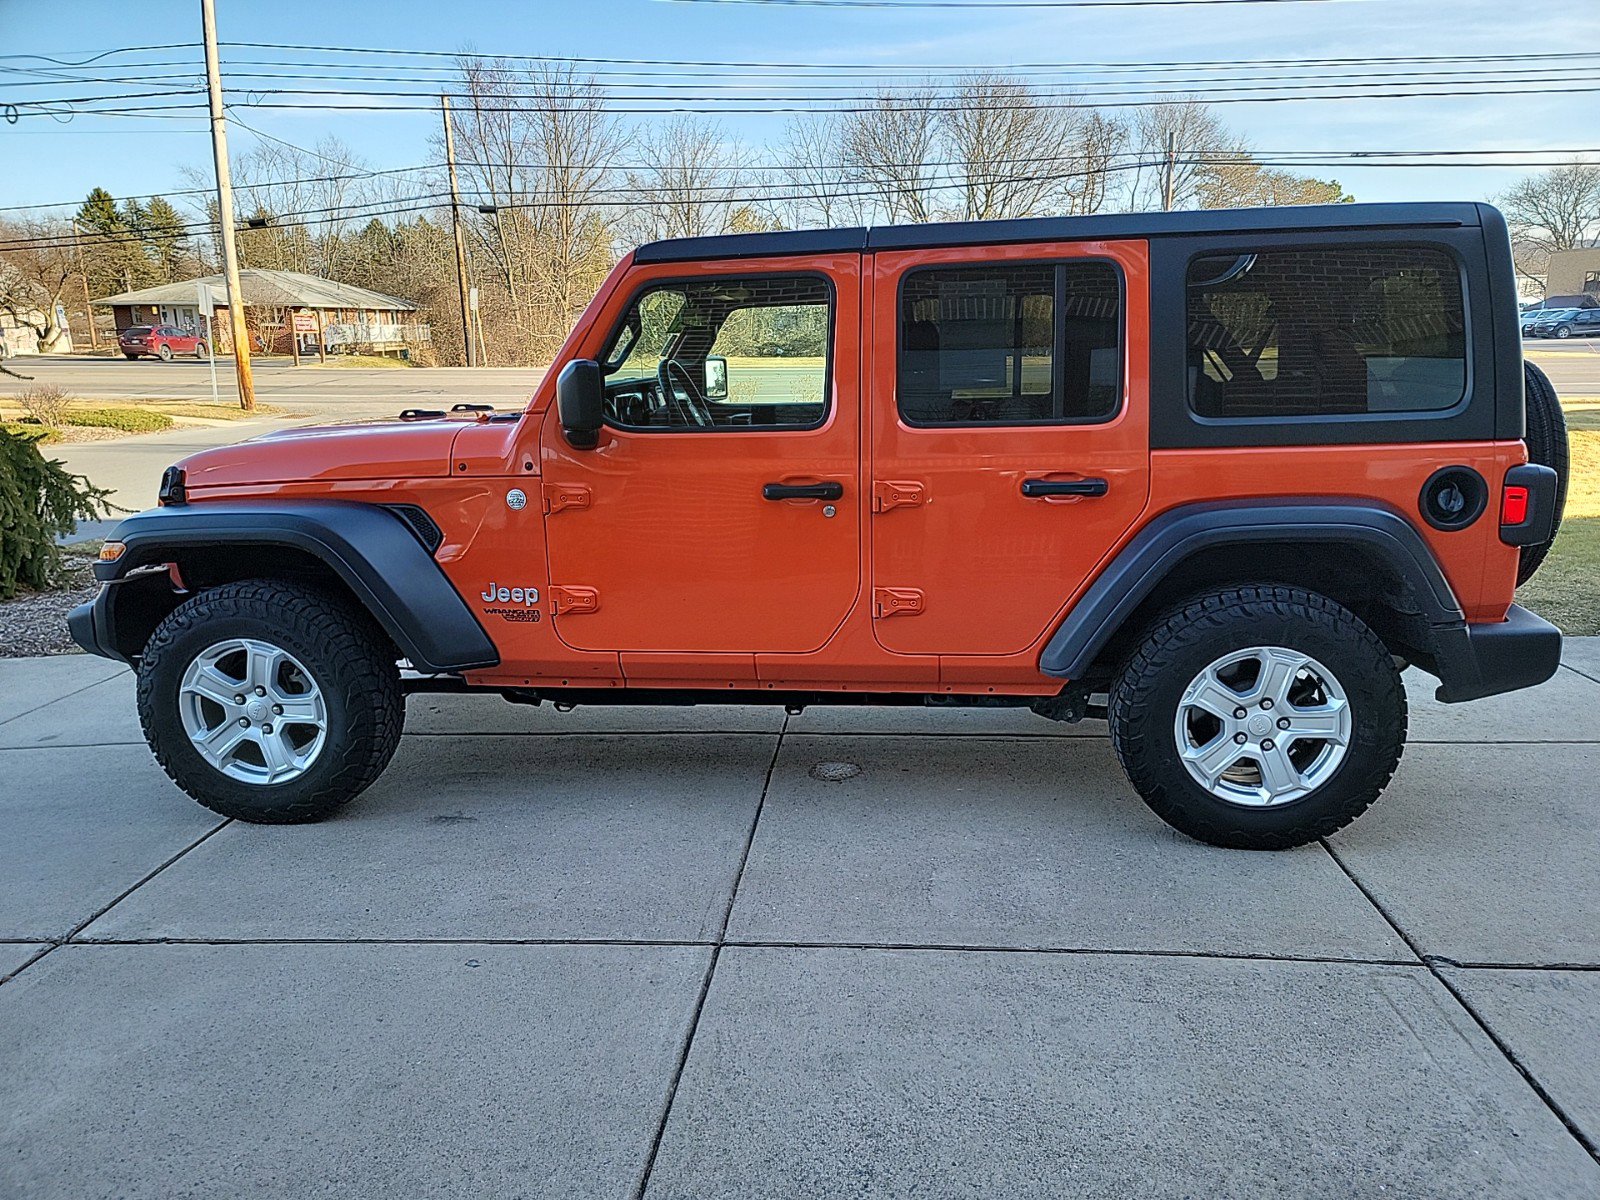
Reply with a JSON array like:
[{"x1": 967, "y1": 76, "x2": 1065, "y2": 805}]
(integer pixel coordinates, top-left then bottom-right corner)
[
  {"x1": 1543, "y1": 248, "x2": 1600, "y2": 306},
  {"x1": 93, "y1": 269, "x2": 429, "y2": 357}
]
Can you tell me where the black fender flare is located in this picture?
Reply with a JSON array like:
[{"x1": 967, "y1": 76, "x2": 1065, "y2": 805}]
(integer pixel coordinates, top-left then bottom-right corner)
[
  {"x1": 1037, "y1": 499, "x2": 1463, "y2": 681},
  {"x1": 88, "y1": 500, "x2": 498, "y2": 674}
]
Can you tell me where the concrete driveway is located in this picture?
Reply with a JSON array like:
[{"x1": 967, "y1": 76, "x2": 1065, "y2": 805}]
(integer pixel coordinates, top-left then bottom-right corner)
[{"x1": 2, "y1": 646, "x2": 1599, "y2": 1198}]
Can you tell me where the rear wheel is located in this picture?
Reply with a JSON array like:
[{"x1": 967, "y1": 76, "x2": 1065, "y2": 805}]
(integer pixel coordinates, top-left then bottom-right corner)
[
  {"x1": 1110, "y1": 586, "x2": 1406, "y2": 850},
  {"x1": 137, "y1": 580, "x2": 403, "y2": 823},
  {"x1": 157, "y1": 343, "x2": 173, "y2": 361},
  {"x1": 1519, "y1": 360, "x2": 1569, "y2": 585},
  {"x1": 123, "y1": 353, "x2": 138, "y2": 360}
]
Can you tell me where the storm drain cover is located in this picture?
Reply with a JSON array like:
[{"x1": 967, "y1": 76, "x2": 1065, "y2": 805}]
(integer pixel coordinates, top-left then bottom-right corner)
[{"x1": 809, "y1": 761, "x2": 862, "y2": 782}]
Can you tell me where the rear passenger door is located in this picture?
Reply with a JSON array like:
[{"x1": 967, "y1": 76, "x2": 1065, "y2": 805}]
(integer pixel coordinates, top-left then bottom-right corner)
[{"x1": 868, "y1": 241, "x2": 1150, "y2": 658}]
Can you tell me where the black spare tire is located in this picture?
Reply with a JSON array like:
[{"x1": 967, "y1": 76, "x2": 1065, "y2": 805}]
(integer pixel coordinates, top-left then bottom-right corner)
[{"x1": 1519, "y1": 360, "x2": 1568, "y2": 585}]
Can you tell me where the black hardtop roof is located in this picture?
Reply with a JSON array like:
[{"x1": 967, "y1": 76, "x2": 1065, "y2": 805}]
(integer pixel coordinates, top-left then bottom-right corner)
[{"x1": 633, "y1": 201, "x2": 1493, "y2": 264}]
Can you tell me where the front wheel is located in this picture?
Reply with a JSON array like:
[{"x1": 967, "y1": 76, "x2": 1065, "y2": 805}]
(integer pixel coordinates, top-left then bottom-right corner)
[
  {"x1": 194, "y1": 341, "x2": 209, "y2": 359},
  {"x1": 1110, "y1": 586, "x2": 1406, "y2": 850},
  {"x1": 1555, "y1": 325, "x2": 1573, "y2": 339},
  {"x1": 137, "y1": 580, "x2": 403, "y2": 823}
]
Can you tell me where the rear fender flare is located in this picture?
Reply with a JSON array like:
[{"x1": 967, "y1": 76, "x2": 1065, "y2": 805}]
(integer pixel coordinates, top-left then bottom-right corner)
[{"x1": 1038, "y1": 500, "x2": 1463, "y2": 680}]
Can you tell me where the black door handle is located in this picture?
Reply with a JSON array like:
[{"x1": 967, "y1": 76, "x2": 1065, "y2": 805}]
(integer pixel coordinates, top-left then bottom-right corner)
[
  {"x1": 1021, "y1": 478, "x2": 1109, "y2": 498},
  {"x1": 763, "y1": 481, "x2": 844, "y2": 501}
]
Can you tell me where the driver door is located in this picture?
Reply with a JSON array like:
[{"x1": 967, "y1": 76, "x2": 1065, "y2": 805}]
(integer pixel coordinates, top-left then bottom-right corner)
[{"x1": 541, "y1": 255, "x2": 862, "y2": 658}]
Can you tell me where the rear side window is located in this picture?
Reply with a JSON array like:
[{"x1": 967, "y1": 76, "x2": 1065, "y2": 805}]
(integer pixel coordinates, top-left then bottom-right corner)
[
  {"x1": 1186, "y1": 246, "x2": 1466, "y2": 419},
  {"x1": 898, "y1": 261, "x2": 1121, "y2": 426}
]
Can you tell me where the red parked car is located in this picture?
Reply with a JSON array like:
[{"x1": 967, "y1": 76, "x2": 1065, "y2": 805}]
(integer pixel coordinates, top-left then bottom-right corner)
[{"x1": 119, "y1": 324, "x2": 209, "y2": 361}]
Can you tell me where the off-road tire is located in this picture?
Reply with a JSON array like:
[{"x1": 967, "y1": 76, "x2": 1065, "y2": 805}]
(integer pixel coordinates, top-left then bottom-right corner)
[
  {"x1": 137, "y1": 580, "x2": 403, "y2": 823},
  {"x1": 1519, "y1": 359, "x2": 1569, "y2": 585},
  {"x1": 1109, "y1": 585, "x2": 1406, "y2": 850}
]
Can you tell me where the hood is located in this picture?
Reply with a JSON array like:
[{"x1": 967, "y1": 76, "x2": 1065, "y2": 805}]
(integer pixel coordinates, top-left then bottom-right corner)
[{"x1": 180, "y1": 418, "x2": 469, "y2": 490}]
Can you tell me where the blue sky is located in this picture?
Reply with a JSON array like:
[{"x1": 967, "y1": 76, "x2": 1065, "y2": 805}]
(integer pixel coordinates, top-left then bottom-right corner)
[{"x1": 0, "y1": 0, "x2": 1594, "y2": 214}]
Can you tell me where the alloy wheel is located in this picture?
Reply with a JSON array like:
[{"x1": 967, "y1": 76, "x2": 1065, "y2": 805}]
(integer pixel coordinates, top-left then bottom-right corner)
[
  {"x1": 177, "y1": 638, "x2": 328, "y2": 785},
  {"x1": 1172, "y1": 645, "x2": 1352, "y2": 808}
]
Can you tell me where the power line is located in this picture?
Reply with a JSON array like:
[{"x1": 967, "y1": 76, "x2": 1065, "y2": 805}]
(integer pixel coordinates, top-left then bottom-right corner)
[{"x1": 2, "y1": 144, "x2": 1592, "y2": 217}]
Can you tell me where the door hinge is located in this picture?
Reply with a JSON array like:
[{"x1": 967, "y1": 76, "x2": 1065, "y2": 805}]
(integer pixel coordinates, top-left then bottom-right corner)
[
  {"x1": 548, "y1": 586, "x2": 599, "y2": 615},
  {"x1": 542, "y1": 483, "x2": 592, "y2": 515},
  {"x1": 872, "y1": 480, "x2": 926, "y2": 513},
  {"x1": 873, "y1": 587, "x2": 925, "y2": 618}
]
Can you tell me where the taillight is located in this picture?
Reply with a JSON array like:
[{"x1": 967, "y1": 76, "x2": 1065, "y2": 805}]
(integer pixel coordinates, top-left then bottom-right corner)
[{"x1": 1501, "y1": 486, "x2": 1529, "y2": 526}]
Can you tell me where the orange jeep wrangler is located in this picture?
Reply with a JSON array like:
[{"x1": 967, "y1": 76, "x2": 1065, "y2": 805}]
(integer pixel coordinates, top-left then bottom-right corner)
[{"x1": 71, "y1": 203, "x2": 1568, "y2": 849}]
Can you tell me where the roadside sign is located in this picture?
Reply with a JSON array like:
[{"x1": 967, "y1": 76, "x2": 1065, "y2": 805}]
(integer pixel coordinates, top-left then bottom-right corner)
[
  {"x1": 468, "y1": 286, "x2": 479, "y2": 311},
  {"x1": 196, "y1": 281, "x2": 214, "y2": 317},
  {"x1": 292, "y1": 311, "x2": 318, "y2": 334}
]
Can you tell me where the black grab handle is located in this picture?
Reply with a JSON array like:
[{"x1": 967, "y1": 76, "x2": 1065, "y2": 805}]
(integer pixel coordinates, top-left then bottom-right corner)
[
  {"x1": 763, "y1": 481, "x2": 845, "y2": 501},
  {"x1": 1021, "y1": 478, "x2": 1109, "y2": 498}
]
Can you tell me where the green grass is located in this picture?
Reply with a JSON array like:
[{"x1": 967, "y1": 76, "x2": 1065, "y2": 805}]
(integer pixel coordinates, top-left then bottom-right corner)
[
  {"x1": 0, "y1": 421, "x2": 58, "y2": 444},
  {"x1": 61, "y1": 407, "x2": 174, "y2": 434},
  {"x1": 1517, "y1": 427, "x2": 1600, "y2": 635}
]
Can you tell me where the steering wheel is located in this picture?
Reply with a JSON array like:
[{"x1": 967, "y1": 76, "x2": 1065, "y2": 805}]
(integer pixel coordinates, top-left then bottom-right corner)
[{"x1": 658, "y1": 358, "x2": 714, "y2": 428}]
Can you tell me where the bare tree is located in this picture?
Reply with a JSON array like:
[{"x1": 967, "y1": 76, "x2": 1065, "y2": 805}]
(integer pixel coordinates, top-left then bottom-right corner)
[
  {"x1": 1062, "y1": 111, "x2": 1129, "y2": 216},
  {"x1": 449, "y1": 57, "x2": 626, "y2": 362},
  {"x1": 183, "y1": 136, "x2": 380, "y2": 279},
  {"x1": 623, "y1": 117, "x2": 753, "y2": 243},
  {"x1": 0, "y1": 220, "x2": 80, "y2": 351},
  {"x1": 777, "y1": 113, "x2": 866, "y2": 229},
  {"x1": 1121, "y1": 98, "x2": 1242, "y2": 211},
  {"x1": 1499, "y1": 160, "x2": 1600, "y2": 255},
  {"x1": 939, "y1": 74, "x2": 1086, "y2": 221},
  {"x1": 839, "y1": 86, "x2": 941, "y2": 224}
]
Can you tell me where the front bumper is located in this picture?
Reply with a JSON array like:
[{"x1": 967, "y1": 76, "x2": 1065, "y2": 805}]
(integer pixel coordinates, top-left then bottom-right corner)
[
  {"x1": 1431, "y1": 604, "x2": 1562, "y2": 703},
  {"x1": 67, "y1": 589, "x2": 126, "y2": 663}
]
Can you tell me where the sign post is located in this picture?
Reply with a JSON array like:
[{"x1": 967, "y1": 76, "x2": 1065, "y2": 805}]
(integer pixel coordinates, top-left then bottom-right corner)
[{"x1": 197, "y1": 280, "x2": 219, "y2": 407}]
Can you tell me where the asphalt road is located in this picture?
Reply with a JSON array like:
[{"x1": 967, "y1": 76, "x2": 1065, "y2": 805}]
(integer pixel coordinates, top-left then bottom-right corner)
[
  {"x1": 0, "y1": 354, "x2": 543, "y2": 419},
  {"x1": 2, "y1": 646, "x2": 1600, "y2": 1197}
]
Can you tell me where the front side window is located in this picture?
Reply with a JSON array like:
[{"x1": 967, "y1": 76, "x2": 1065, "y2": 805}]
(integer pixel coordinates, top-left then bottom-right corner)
[
  {"x1": 898, "y1": 261, "x2": 1121, "y2": 426},
  {"x1": 1187, "y1": 246, "x2": 1467, "y2": 419},
  {"x1": 600, "y1": 275, "x2": 830, "y2": 430}
]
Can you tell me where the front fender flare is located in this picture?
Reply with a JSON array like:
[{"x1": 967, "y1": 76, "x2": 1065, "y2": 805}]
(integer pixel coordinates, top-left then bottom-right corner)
[{"x1": 91, "y1": 500, "x2": 498, "y2": 674}]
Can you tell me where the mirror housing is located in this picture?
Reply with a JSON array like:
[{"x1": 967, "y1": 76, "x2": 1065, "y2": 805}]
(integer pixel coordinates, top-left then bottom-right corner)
[
  {"x1": 704, "y1": 355, "x2": 729, "y2": 402},
  {"x1": 556, "y1": 359, "x2": 604, "y2": 450}
]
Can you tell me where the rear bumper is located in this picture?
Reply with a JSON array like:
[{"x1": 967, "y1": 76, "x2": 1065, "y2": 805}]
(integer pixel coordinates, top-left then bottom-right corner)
[{"x1": 1431, "y1": 604, "x2": 1562, "y2": 703}]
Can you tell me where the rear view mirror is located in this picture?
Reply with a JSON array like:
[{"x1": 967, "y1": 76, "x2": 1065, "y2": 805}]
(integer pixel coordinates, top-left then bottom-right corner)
[
  {"x1": 704, "y1": 355, "x2": 728, "y2": 402},
  {"x1": 557, "y1": 359, "x2": 604, "y2": 450}
]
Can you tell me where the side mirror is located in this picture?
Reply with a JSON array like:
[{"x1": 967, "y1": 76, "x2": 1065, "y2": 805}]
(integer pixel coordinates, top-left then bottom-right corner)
[
  {"x1": 704, "y1": 355, "x2": 729, "y2": 402},
  {"x1": 556, "y1": 359, "x2": 604, "y2": 450}
]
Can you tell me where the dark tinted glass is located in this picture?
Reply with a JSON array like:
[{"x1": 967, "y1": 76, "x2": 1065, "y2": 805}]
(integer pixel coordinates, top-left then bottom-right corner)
[
  {"x1": 1187, "y1": 246, "x2": 1466, "y2": 419},
  {"x1": 898, "y1": 261, "x2": 1120, "y2": 426}
]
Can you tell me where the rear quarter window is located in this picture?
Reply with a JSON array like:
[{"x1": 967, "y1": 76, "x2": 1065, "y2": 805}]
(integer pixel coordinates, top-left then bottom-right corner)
[{"x1": 1186, "y1": 245, "x2": 1467, "y2": 419}]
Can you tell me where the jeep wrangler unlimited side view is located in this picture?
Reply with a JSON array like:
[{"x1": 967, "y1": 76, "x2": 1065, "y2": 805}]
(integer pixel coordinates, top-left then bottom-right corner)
[{"x1": 71, "y1": 202, "x2": 1568, "y2": 849}]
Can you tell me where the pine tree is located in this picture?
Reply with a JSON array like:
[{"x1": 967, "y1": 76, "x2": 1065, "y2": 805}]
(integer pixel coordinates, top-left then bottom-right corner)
[{"x1": 141, "y1": 197, "x2": 191, "y2": 282}]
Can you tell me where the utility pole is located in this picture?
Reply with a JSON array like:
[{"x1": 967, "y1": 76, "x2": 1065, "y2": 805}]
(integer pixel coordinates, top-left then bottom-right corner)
[
  {"x1": 1161, "y1": 130, "x2": 1178, "y2": 212},
  {"x1": 441, "y1": 94, "x2": 476, "y2": 367},
  {"x1": 201, "y1": 0, "x2": 255, "y2": 410},
  {"x1": 69, "y1": 219, "x2": 99, "y2": 351}
]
